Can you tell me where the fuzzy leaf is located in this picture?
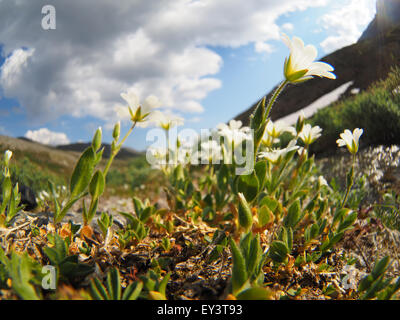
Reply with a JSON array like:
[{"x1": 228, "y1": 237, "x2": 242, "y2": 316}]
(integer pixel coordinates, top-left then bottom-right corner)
[
  {"x1": 237, "y1": 193, "x2": 253, "y2": 231},
  {"x1": 89, "y1": 170, "x2": 105, "y2": 200},
  {"x1": 236, "y1": 172, "x2": 259, "y2": 203},
  {"x1": 236, "y1": 287, "x2": 272, "y2": 300},
  {"x1": 229, "y1": 238, "x2": 248, "y2": 295},
  {"x1": 122, "y1": 281, "x2": 143, "y2": 300},
  {"x1": 70, "y1": 147, "x2": 96, "y2": 199}
]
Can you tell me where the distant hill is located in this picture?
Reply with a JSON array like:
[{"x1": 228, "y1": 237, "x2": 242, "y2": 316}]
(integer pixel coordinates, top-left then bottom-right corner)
[
  {"x1": 0, "y1": 135, "x2": 143, "y2": 183},
  {"x1": 16, "y1": 137, "x2": 143, "y2": 160},
  {"x1": 56, "y1": 142, "x2": 143, "y2": 160},
  {"x1": 234, "y1": 0, "x2": 400, "y2": 125}
]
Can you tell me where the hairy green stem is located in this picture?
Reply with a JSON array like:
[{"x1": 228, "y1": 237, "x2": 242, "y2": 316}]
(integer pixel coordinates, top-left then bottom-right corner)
[
  {"x1": 264, "y1": 80, "x2": 288, "y2": 123},
  {"x1": 341, "y1": 154, "x2": 356, "y2": 208},
  {"x1": 103, "y1": 121, "x2": 137, "y2": 178}
]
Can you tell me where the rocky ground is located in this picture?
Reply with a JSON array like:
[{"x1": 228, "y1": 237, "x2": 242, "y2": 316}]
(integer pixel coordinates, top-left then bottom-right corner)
[{"x1": 2, "y1": 145, "x2": 400, "y2": 300}]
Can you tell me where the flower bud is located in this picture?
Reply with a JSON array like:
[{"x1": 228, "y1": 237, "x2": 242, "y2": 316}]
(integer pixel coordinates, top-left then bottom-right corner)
[
  {"x1": 3, "y1": 150, "x2": 12, "y2": 167},
  {"x1": 295, "y1": 112, "x2": 305, "y2": 134},
  {"x1": 92, "y1": 127, "x2": 102, "y2": 152},
  {"x1": 112, "y1": 121, "x2": 120, "y2": 140}
]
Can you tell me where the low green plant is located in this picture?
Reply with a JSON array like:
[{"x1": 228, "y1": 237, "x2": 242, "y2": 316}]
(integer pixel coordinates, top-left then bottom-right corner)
[
  {"x1": 139, "y1": 270, "x2": 170, "y2": 300},
  {"x1": 310, "y1": 66, "x2": 400, "y2": 154},
  {"x1": 90, "y1": 268, "x2": 143, "y2": 300},
  {"x1": 43, "y1": 234, "x2": 93, "y2": 285},
  {"x1": 0, "y1": 151, "x2": 23, "y2": 227},
  {"x1": 97, "y1": 211, "x2": 114, "y2": 239},
  {"x1": 0, "y1": 247, "x2": 42, "y2": 300},
  {"x1": 357, "y1": 256, "x2": 400, "y2": 300},
  {"x1": 229, "y1": 232, "x2": 269, "y2": 298}
]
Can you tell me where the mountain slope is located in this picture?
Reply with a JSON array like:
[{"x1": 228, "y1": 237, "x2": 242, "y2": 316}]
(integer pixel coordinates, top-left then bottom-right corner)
[
  {"x1": 56, "y1": 142, "x2": 142, "y2": 160},
  {"x1": 234, "y1": 0, "x2": 400, "y2": 125}
]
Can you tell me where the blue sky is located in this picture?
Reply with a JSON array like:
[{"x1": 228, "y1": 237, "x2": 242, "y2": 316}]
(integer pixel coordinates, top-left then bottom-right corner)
[{"x1": 0, "y1": 0, "x2": 376, "y2": 151}]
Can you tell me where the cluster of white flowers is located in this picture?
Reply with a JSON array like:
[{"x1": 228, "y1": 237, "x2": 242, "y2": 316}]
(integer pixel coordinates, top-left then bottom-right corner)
[
  {"x1": 146, "y1": 119, "x2": 254, "y2": 169},
  {"x1": 259, "y1": 140, "x2": 299, "y2": 164},
  {"x1": 37, "y1": 185, "x2": 68, "y2": 206},
  {"x1": 261, "y1": 120, "x2": 296, "y2": 147},
  {"x1": 258, "y1": 116, "x2": 323, "y2": 163}
]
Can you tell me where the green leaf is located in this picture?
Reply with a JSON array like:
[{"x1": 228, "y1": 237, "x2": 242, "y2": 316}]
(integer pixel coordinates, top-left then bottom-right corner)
[
  {"x1": 358, "y1": 274, "x2": 374, "y2": 293},
  {"x1": 362, "y1": 276, "x2": 385, "y2": 300},
  {"x1": 217, "y1": 164, "x2": 229, "y2": 189},
  {"x1": 229, "y1": 238, "x2": 248, "y2": 295},
  {"x1": 89, "y1": 170, "x2": 105, "y2": 199},
  {"x1": 247, "y1": 234, "x2": 261, "y2": 277},
  {"x1": 258, "y1": 205, "x2": 273, "y2": 227},
  {"x1": 139, "y1": 207, "x2": 152, "y2": 223},
  {"x1": 254, "y1": 161, "x2": 267, "y2": 190},
  {"x1": 283, "y1": 200, "x2": 302, "y2": 229},
  {"x1": 237, "y1": 193, "x2": 253, "y2": 231},
  {"x1": 118, "y1": 211, "x2": 136, "y2": 225},
  {"x1": 329, "y1": 231, "x2": 344, "y2": 247},
  {"x1": 268, "y1": 240, "x2": 289, "y2": 264},
  {"x1": 70, "y1": 147, "x2": 96, "y2": 199},
  {"x1": 0, "y1": 176, "x2": 12, "y2": 215},
  {"x1": 236, "y1": 172, "x2": 259, "y2": 203},
  {"x1": 122, "y1": 281, "x2": 143, "y2": 300},
  {"x1": 107, "y1": 268, "x2": 121, "y2": 300},
  {"x1": 6, "y1": 252, "x2": 40, "y2": 300},
  {"x1": 132, "y1": 197, "x2": 144, "y2": 215},
  {"x1": 371, "y1": 256, "x2": 390, "y2": 280},
  {"x1": 90, "y1": 278, "x2": 110, "y2": 300},
  {"x1": 148, "y1": 291, "x2": 167, "y2": 300},
  {"x1": 158, "y1": 272, "x2": 170, "y2": 297},
  {"x1": 236, "y1": 287, "x2": 271, "y2": 300},
  {"x1": 337, "y1": 211, "x2": 357, "y2": 233},
  {"x1": 44, "y1": 234, "x2": 67, "y2": 265},
  {"x1": 87, "y1": 198, "x2": 99, "y2": 223},
  {"x1": 56, "y1": 196, "x2": 83, "y2": 223},
  {"x1": 48, "y1": 181, "x2": 60, "y2": 217},
  {"x1": 332, "y1": 208, "x2": 351, "y2": 226},
  {"x1": 250, "y1": 97, "x2": 266, "y2": 131}
]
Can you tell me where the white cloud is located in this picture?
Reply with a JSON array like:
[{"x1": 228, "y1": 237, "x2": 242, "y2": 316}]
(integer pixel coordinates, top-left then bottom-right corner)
[
  {"x1": 254, "y1": 41, "x2": 274, "y2": 54},
  {"x1": 25, "y1": 128, "x2": 70, "y2": 146},
  {"x1": 0, "y1": 48, "x2": 35, "y2": 89},
  {"x1": 281, "y1": 23, "x2": 294, "y2": 32},
  {"x1": 319, "y1": 0, "x2": 376, "y2": 53},
  {"x1": 0, "y1": 0, "x2": 330, "y2": 127}
]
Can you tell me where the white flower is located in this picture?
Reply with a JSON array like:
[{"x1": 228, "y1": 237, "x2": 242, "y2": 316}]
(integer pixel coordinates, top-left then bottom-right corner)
[
  {"x1": 169, "y1": 146, "x2": 192, "y2": 166},
  {"x1": 282, "y1": 33, "x2": 336, "y2": 83},
  {"x1": 318, "y1": 175, "x2": 329, "y2": 188},
  {"x1": 120, "y1": 90, "x2": 161, "y2": 125},
  {"x1": 262, "y1": 120, "x2": 296, "y2": 147},
  {"x1": 217, "y1": 120, "x2": 252, "y2": 164},
  {"x1": 299, "y1": 124, "x2": 322, "y2": 145},
  {"x1": 146, "y1": 147, "x2": 168, "y2": 169},
  {"x1": 150, "y1": 110, "x2": 184, "y2": 130},
  {"x1": 259, "y1": 140, "x2": 299, "y2": 164},
  {"x1": 336, "y1": 128, "x2": 363, "y2": 154},
  {"x1": 265, "y1": 120, "x2": 296, "y2": 138},
  {"x1": 217, "y1": 120, "x2": 251, "y2": 149},
  {"x1": 198, "y1": 140, "x2": 223, "y2": 164}
]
